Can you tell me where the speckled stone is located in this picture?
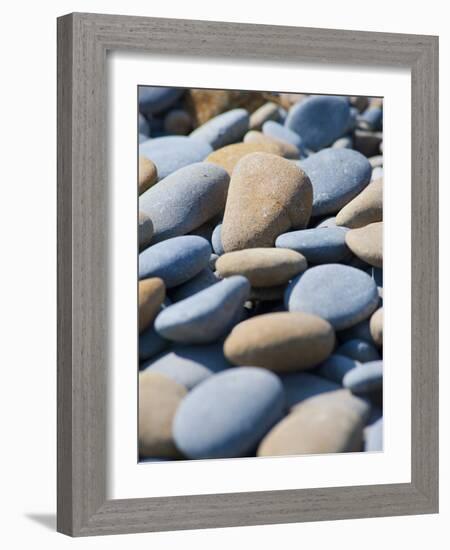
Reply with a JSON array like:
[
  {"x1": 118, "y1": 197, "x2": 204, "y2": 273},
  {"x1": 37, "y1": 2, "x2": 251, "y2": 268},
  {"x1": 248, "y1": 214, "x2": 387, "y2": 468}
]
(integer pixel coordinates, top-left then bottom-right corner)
[
  {"x1": 276, "y1": 226, "x2": 351, "y2": 264},
  {"x1": 169, "y1": 268, "x2": 220, "y2": 302},
  {"x1": 139, "y1": 236, "x2": 211, "y2": 287},
  {"x1": 285, "y1": 264, "x2": 379, "y2": 330},
  {"x1": 163, "y1": 109, "x2": 192, "y2": 135},
  {"x1": 346, "y1": 222, "x2": 383, "y2": 268},
  {"x1": 299, "y1": 148, "x2": 372, "y2": 216},
  {"x1": 336, "y1": 338, "x2": 380, "y2": 363},
  {"x1": 281, "y1": 372, "x2": 341, "y2": 409},
  {"x1": 190, "y1": 108, "x2": 249, "y2": 149},
  {"x1": 138, "y1": 156, "x2": 158, "y2": 195},
  {"x1": 258, "y1": 390, "x2": 370, "y2": 456},
  {"x1": 216, "y1": 248, "x2": 307, "y2": 287},
  {"x1": 206, "y1": 141, "x2": 283, "y2": 175},
  {"x1": 370, "y1": 308, "x2": 383, "y2": 347},
  {"x1": 139, "y1": 278, "x2": 165, "y2": 333},
  {"x1": 138, "y1": 212, "x2": 154, "y2": 250},
  {"x1": 316, "y1": 354, "x2": 361, "y2": 384},
  {"x1": 343, "y1": 360, "x2": 383, "y2": 393},
  {"x1": 262, "y1": 120, "x2": 303, "y2": 149},
  {"x1": 139, "y1": 162, "x2": 229, "y2": 243},
  {"x1": 139, "y1": 324, "x2": 169, "y2": 361},
  {"x1": 221, "y1": 153, "x2": 313, "y2": 252},
  {"x1": 249, "y1": 102, "x2": 283, "y2": 130},
  {"x1": 336, "y1": 178, "x2": 383, "y2": 229},
  {"x1": 244, "y1": 130, "x2": 300, "y2": 160},
  {"x1": 365, "y1": 417, "x2": 383, "y2": 451},
  {"x1": 139, "y1": 86, "x2": 184, "y2": 116},
  {"x1": 285, "y1": 95, "x2": 351, "y2": 151},
  {"x1": 211, "y1": 223, "x2": 224, "y2": 255},
  {"x1": 139, "y1": 371, "x2": 187, "y2": 458},
  {"x1": 173, "y1": 367, "x2": 285, "y2": 459},
  {"x1": 224, "y1": 312, "x2": 335, "y2": 373}
]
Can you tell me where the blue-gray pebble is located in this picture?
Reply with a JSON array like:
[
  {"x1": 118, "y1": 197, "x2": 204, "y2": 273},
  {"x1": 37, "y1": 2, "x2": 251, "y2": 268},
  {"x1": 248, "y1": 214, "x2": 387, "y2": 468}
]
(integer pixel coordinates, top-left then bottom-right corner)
[
  {"x1": 365, "y1": 417, "x2": 383, "y2": 451},
  {"x1": 285, "y1": 264, "x2": 379, "y2": 330},
  {"x1": 316, "y1": 354, "x2": 360, "y2": 384},
  {"x1": 211, "y1": 223, "x2": 224, "y2": 255},
  {"x1": 190, "y1": 108, "x2": 249, "y2": 149},
  {"x1": 262, "y1": 120, "x2": 303, "y2": 150},
  {"x1": 139, "y1": 113, "x2": 150, "y2": 136},
  {"x1": 336, "y1": 338, "x2": 380, "y2": 363},
  {"x1": 173, "y1": 367, "x2": 285, "y2": 459},
  {"x1": 139, "y1": 236, "x2": 211, "y2": 287},
  {"x1": 139, "y1": 325, "x2": 169, "y2": 362},
  {"x1": 281, "y1": 372, "x2": 341, "y2": 409},
  {"x1": 343, "y1": 360, "x2": 383, "y2": 393},
  {"x1": 138, "y1": 86, "x2": 184, "y2": 116}
]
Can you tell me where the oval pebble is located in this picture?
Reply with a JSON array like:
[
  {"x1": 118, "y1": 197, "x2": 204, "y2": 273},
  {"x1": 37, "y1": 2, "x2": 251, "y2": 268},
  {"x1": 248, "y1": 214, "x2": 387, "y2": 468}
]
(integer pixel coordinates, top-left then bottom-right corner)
[
  {"x1": 343, "y1": 360, "x2": 383, "y2": 393},
  {"x1": 206, "y1": 141, "x2": 282, "y2": 175},
  {"x1": 138, "y1": 156, "x2": 158, "y2": 195},
  {"x1": 173, "y1": 367, "x2": 285, "y2": 459},
  {"x1": 211, "y1": 223, "x2": 224, "y2": 255},
  {"x1": 224, "y1": 312, "x2": 335, "y2": 373},
  {"x1": 316, "y1": 354, "x2": 361, "y2": 384},
  {"x1": 138, "y1": 212, "x2": 154, "y2": 250},
  {"x1": 262, "y1": 120, "x2": 303, "y2": 149},
  {"x1": 336, "y1": 178, "x2": 382, "y2": 229},
  {"x1": 139, "y1": 236, "x2": 211, "y2": 287},
  {"x1": 139, "y1": 86, "x2": 184, "y2": 116},
  {"x1": 281, "y1": 372, "x2": 341, "y2": 409},
  {"x1": 190, "y1": 108, "x2": 249, "y2": 149},
  {"x1": 244, "y1": 130, "x2": 300, "y2": 159},
  {"x1": 370, "y1": 308, "x2": 383, "y2": 347},
  {"x1": 139, "y1": 162, "x2": 229, "y2": 243},
  {"x1": 336, "y1": 338, "x2": 380, "y2": 363},
  {"x1": 139, "y1": 278, "x2": 165, "y2": 332},
  {"x1": 249, "y1": 102, "x2": 282, "y2": 130},
  {"x1": 346, "y1": 222, "x2": 383, "y2": 268},
  {"x1": 285, "y1": 264, "x2": 379, "y2": 330}
]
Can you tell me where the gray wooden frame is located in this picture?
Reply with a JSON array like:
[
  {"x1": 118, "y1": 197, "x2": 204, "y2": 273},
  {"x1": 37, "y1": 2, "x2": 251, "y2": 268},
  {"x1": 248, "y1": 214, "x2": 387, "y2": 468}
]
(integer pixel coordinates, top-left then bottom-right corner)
[{"x1": 57, "y1": 12, "x2": 439, "y2": 537}]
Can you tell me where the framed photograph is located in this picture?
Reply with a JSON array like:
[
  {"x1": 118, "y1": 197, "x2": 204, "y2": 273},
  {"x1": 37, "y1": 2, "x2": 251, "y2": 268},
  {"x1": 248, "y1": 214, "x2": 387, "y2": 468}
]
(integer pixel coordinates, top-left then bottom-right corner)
[{"x1": 57, "y1": 13, "x2": 438, "y2": 536}]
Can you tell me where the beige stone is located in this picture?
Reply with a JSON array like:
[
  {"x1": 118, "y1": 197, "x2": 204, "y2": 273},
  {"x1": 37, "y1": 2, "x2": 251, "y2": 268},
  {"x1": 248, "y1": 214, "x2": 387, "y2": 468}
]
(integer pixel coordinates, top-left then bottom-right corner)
[
  {"x1": 221, "y1": 153, "x2": 313, "y2": 252},
  {"x1": 139, "y1": 278, "x2": 165, "y2": 333},
  {"x1": 336, "y1": 178, "x2": 383, "y2": 229},
  {"x1": 346, "y1": 222, "x2": 383, "y2": 268},
  {"x1": 244, "y1": 130, "x2": 300, "y2": 159},
  {"x1": 249, "y1": 102, "x2": 281, "y2": 131},
  {"x1": 206, "y1": 142, "x2": 283, "y2": 175},
  {"x1": 139, "y1": 156, "x2": 157, "y2": 195},
  {"x1": 370, "y1": 307, "x2": 383, "y2": 347},
  {"x1": 224, "y1": 312, "x2": 335, "y2": 373},
  {"x1": 139, "y1": 371, "x2": 187, "y2": 458}
]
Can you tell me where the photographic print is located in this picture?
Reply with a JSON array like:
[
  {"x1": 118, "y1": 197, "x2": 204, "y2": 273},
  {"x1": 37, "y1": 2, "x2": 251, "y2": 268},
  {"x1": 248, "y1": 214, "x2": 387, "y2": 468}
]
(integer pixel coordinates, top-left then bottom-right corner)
[{"x1": 138, "y1": 87, "x2": 383, "y2": 462}]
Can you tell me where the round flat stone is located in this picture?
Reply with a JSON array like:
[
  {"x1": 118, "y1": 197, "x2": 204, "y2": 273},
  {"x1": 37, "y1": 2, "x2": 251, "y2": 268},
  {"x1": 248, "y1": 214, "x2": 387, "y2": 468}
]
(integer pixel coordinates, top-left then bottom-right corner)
[
  {"x1": 169, "y1": 268, "x2": 219, "y2": 302},
  {"x1": 216, "y1": 248, "x2": 307, "y2": 287},
  {"x1": 206, "y1": 141, "x2": 282, "y2": 175},
  {"x1": 336, "y1": 338, "x2": 380, "y2": 363},
  {"x1": 139, "y1": 86, "x2": 184, "y2": 116},
  {"x1": 139, "y1": 162, "x2": 229, "y2": 243},
  {"x1": 343, "y1": 360, "x2": 383, "y2": 393},
  {"x1": 224, "y1": 312, "x2": 335, "y2": 373},
  {"x1": 221, "y1": 153, "x2": 313, "y2": 252},
  {"x1": 190, "y1": 108, "x2": 249, "y2": 149},
  {"x1": 244, "y1": 130, "x2": 300, "y2": 159},
  {"x1": 138, "y1": 156, "x2": 157, "y2": 195},
  {"x1": 346, "y1": 222, "x2": 383, "y2": 268},
  {"x1": 262, "y1": 120, "x2": 303, "y2": 149},
  {"x1": 285, "y1": 95, "x2": 351, "y2": 151},
  {"x1": 316, "y1": 354, "x2": 361, "y2": 384},
  {"x1": 370, "y1": 308, "x2": 383, "y2": 347},
  {"x1": 138, "y1": 212, "x2": 154, "y2": 250},
  {"x1": 285, "y1": 264, "x2": 379, "y2": 330},
  {"x1": 336, "y1": 178, "x2": 383, "y2": 229},
  {"x1": 139, "y1": 236, "x2": 211, "y2": 287},
  {"x1": 154, "y1": 276, "x2": 250, "y2": 344},
  {"x1": 281, "y1": 372, "x2": 341, "y2": 409},
  {"x1": 299, "y1": 148, "x2": 372, "y2": 216},
  {"x1": 173, "y1": 367, "x2": 285, "y2": 459},
  {"x1": 139, "y1": 277, "x2": 165, "y2": 332}
]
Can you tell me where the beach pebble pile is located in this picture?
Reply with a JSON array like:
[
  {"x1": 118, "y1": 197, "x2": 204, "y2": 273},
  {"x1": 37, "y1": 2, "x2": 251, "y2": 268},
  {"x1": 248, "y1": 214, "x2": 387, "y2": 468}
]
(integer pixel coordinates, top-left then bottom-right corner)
[{"x1": 138, "y1": 88, "x2": 383, "y2": 461}]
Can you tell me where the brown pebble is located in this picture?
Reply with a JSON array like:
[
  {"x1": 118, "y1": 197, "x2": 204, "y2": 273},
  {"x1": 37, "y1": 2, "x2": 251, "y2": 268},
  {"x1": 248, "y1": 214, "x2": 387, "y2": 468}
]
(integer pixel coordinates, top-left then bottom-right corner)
[
  {"x1": 336, "y1": 178, "x2": 383, "y2": 229},
  {"x1": 139, "y1": 156, "x2": 157, "y2": 195},
  {"x1": 163, "y1": 109, "x2": 192, "y2": 135},
  {"x1": 206, "y1": 142, "x2": 283, "y2": 175},
  {"x1": 346, "y1": 222, "x2": 383, "y2": 268},
  {"x1": 139, "y1": 277, "x2": 165, "y2": 332},
  {"x1": 249, "y1": 102, "x2": 281, "y2": 131},
  {"x1": 244, "y1": 130, "x2": 300, "y2": 159}
]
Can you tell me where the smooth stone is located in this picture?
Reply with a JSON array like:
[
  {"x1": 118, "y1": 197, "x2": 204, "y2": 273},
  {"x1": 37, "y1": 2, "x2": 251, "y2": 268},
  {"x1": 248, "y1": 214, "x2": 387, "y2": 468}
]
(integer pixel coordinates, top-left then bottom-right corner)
[
  {"x1": 139, "y1": 324, "x2": 169, "y2": 361},
  {"x1": 211, "y1": 223, "x2": 224, "y2": 255},
  {"x1": 370, "y1": 307, "x2": 383, "y2": 347},
  {"x1": 346, "y1": 222, "x2": 383, "y2": 268},
  {"x1": 221, "y1": 153, "x2": 313, "y2": 252},
  {"x1": 138, "y1": 212, "x2": 154, "y2": 250},
  {"x1": 358, "y1": 106, "x2": 383, "y2": 131},
  {"x1": 139, "y1": 278, "x2": 165, "y2": 332},
  {"x1": 281, "y1": 372, "x2": 341, "y2": 409},
  {"x1": 285, "y1": 95, "x2": 351, "y2": 151},
  {"x1": 371, "y1": 167, "x2": 384, "y2": 181},
  {"x1": 285, "y1": 264, "x2": 379, "y2": 330},
  {"x1": 173, "y1": 367, "x2": 285, "y2": 459},
  {"x1": 170, "y1": 268, "x2": 220, "y2": 302},
  {"x1": 244, "y1": 130, "x2": 300, "y2": 159},
  {"x1": 139, "y1": 162, "x2": 229, "y2": 243},
  {"x1": 258, "y1": 389, "x2": 370, "y2": 456},
  {"x1": 365, "y1": 417, "x2": 383, "y2": 451},
  {"x1": 343, "y1": 360, "x2": 383, "y2": 393},
  {"x1": 206, "y1": 141, "x2": 283, "y2": 175},
  {"x1": 224, "y1": 312, "x2": 335, "y2": 373},
  {"x1": 163, "y1": 109, "x2": 192, "y2": 135},
  {"x1": 139, "y1": 136, "x2": 213, "y2": 180},
  {"x1": 138, "y1": 156, "x2": 158, "y2": 195},
  {"x1": 262, "y1": 120, "x2": 303, "y2": 149},
  {"x1": 141, "y1": 342, "x2": 231, "y2": 390},
  {"x1": 316, "y1": 354, "x2": 361, "y2": 384},
  {"x1": 216, "y1": 248, "x2": 307, "y2": 287},
  {"x1": 336, "y1": 178, "x2": 383, "y2": 229},
  {"x1": 190, "y1": 108, "x2": 249, "y2": 149},
  {"x1": 276, "y1": 226, "x2": 351, "y2": 264},
  {"x1": 338, "y1": 318, "x2": 374, "y2": 345},
  {"x1": 139, "y1": 86, "x2": 184, "y2": 116},
  {"x1": 299, "y1": 148, "x2": 372, "y2": 216},
  {"x1": 154, "y1": 276, "x2": 250, "y2": 344},
  {"x1": 314, "y1": 216, "x2": 337, "y2": 228},
  {"x1": 353, "y1": 130, "x2": 382, "y2": 157},
  {"x1": 336, "y1": 338, "x2": 380, "y2": 363},
  {"x1": 139, "y1": 112, "x2": 150, "y2": 136},
  {"x1": 249, "y1": 102, "x2": 282, "y2": 130},
  {"x1": 332, "y1": 135, "x2": 353, "y2": 149},
  {"x1": 139, "y1": 236, "x2": 211, "y2": 287},
  {"x1": 139, "y1": 371, "x2": 187, "y2": 458}
]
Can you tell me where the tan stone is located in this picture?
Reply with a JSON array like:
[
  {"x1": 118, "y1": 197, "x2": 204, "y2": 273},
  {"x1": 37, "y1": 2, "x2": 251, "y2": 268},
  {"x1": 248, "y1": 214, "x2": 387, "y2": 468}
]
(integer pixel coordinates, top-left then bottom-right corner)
[
  {"x1": 257, "y1": 390, "x2": 369, "y2": 456},
  {"x1": 336, "y1": 178, "x2": 383, "y2": 229},
  {"x1": 221, "y1": 153, "x2": 313, "y2": 252},
  {"x1": 206, "y1": 142, "x2": 283, "y2": 175},
  {"x1": 139, "y1": 278, "x2": 165, "y2": 333},
  {"x1": 224, "y1": 312, "x2": 335, "y2": 373},
  {"x1": 139, "y1": 371, "x2": 187, "y2": 458},
  {"x1": 249, "y1": 102, "x2": 281, "y2": 131},
  {"x1": 216, "y1": 248, "x2": 307, "y2": 287},
  {"x1": 244, "y1": 130, "x2": 300, "y2": 159},
  {"x1": 345, "y1": 222, "x2": 383, "y2": 268},
  {"x1": 370, "y1": 307, "x2": 383, "y2": 347},
  {"x1": 139, "y1": 156, "x2": 157, "y2": 195}
]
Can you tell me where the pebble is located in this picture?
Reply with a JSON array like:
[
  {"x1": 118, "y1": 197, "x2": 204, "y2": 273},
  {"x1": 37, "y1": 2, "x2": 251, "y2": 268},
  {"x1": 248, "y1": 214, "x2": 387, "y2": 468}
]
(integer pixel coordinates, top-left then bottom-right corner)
[
  {"x1": 372, "y1": 166, "x2": 384, "y2": 181},
  {"x1": 257, "y1": 390, "x2": 370, "y2": 456},
  {"x1": 369, "y1": 155, "x2": 383, "y2": 169},
  {"x1": 221, "y1": 153, "x2": 313, "y2": 252},
  {"x1": 285, "y1": 264, "x2": 379, "y2": 330},
  {"x1": 224, "y1": 312, "x2": 335, "y2": 372},
  {"x1": 139, "y1": 162, "x2": 229, "y2": 243},
  {"x1": 139, "y1": 136, "x2": 212, "y2": 180},
  {"x1": 169, "y1": 268, "x2": 219, "y2": 302},
  {"x1": 138, "y1": 156, "x2": 158, "y2": 195},
  {"x1": 281, "y1": 372, "x2": 341, "y2": 409},
  {"x1": 154, "y1": 276, "x2": 250, "y2": 344},
  {"x1": 285, "y1": 95, "x2": 351, "y2": 151},
  {"x1": 299, "y1": 148, "x2": 372, "y2": 216},
  {"x1": 139, "y1": 86, "x2": 184, "y2": 116},
  {"x1": 316, "y1": 354, "x2": 361, "y2": 384},
  {"x1": 138, "y1": 212, "x2": 154, "y2": 250},
  {"x1": 370, "y1": 308, "x2": 383, "y2": 347},
  {"x1": 139, "y1": 277, "x2": 165, "y2": 332},
  {"x1": 209, "y1": 253, "x2": 219, "y2": 270},
  {"x1": 336, "y1": 178, "x2": 382, "y2": 229},
  {"x1": 276, "y1": 226, "x2": 351, "y2": 264},
  {"x1": 173, "y1": 367, "x2": 285, "y2": 459},
  {"x1": 139, "y1": 324, "x2": 169, "y2": 361},
  {"x1": 262, "y1": 120, "x2": 303, "y2": 149},
  {"x1": 343, "y1": 360, "x2": 383, "y2": 393},
  {"x1": 244, "y1": 130, "x2": 301, "y2": 159},
  {"x1": 211, "y1": 223, "x2": 224, "y2": 255},
  {"x1": 139, "y1": 371, "x2": 187, "y2": 458},
  {"x1": 249, "y1": 102, "x2": 283, "y2": 130},
  {"x1": 139, "y1": 235, "x2": 211, "y2": 287},
  {"x1": 346, "y1": 222, "x2": 383, "y2": 268},
  {"x1": 358, "y1": 106, "x2": 383, "y2": 131},
  {"x1": 365, "y1": 417, "x2": 383, "y2": 451},
  {"x1": 163, "y1": 109, "x2": 192, "y2": 135},
  {"x1": 314, "y1": 216, "x2": 337, "y2": 228},
  {"x1": 190, "y1": 108, "x2": 249, "y2": 149},
  {"x1": 139, "y1": 113, "x2": 150, "y2": 136},
  {"x1": 216, "y1": 248, "x2": 307, "y2": 287},
  {"x1": 336, "y1": 338, "x2": 380, "y2": 362},
  {"x1": 206, "y1": 141, "x2": 283, "y2": 175},
  {"x1": 332, "y1": 135, "x2": 353, "y2": 149}
]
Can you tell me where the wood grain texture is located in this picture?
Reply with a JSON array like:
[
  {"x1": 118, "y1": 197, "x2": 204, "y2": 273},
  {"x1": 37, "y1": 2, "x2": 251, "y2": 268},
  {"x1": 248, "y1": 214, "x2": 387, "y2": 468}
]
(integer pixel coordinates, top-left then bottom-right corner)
[{"x1": 57, "y1": 12, "x2": 439, "y2": 537}]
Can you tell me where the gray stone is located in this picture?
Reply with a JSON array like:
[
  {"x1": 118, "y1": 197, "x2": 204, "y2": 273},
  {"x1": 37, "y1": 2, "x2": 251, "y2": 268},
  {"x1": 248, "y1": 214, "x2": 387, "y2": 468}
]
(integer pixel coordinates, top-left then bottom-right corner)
[
  {"x1": 211, "y1": 223, "x2": 224, "y2": 255},
  {"x1": 316, "y1": 354, "x2": 361, "y2": 384},
  {"x1": 139, "y1": 324, "x2": 169, "y2": 361},
  {"x1": 139, "y1": 86, "x2": 184, "y2": 116},
  {"x1": 364, "y1": 417, "x2": 383, "y2": 451},
  {"x1": 190, "y1": 108, "x2": 250, "y2": 149},
  {"x1": 343, "y1": 360, "x2": 383, "y2": 393},
  {"x1": 262, "y1": 120, "x2": 303, "y2": 149},
  {"x1": 336, "y1": 338, "x2": 380, "y2": 363}
]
